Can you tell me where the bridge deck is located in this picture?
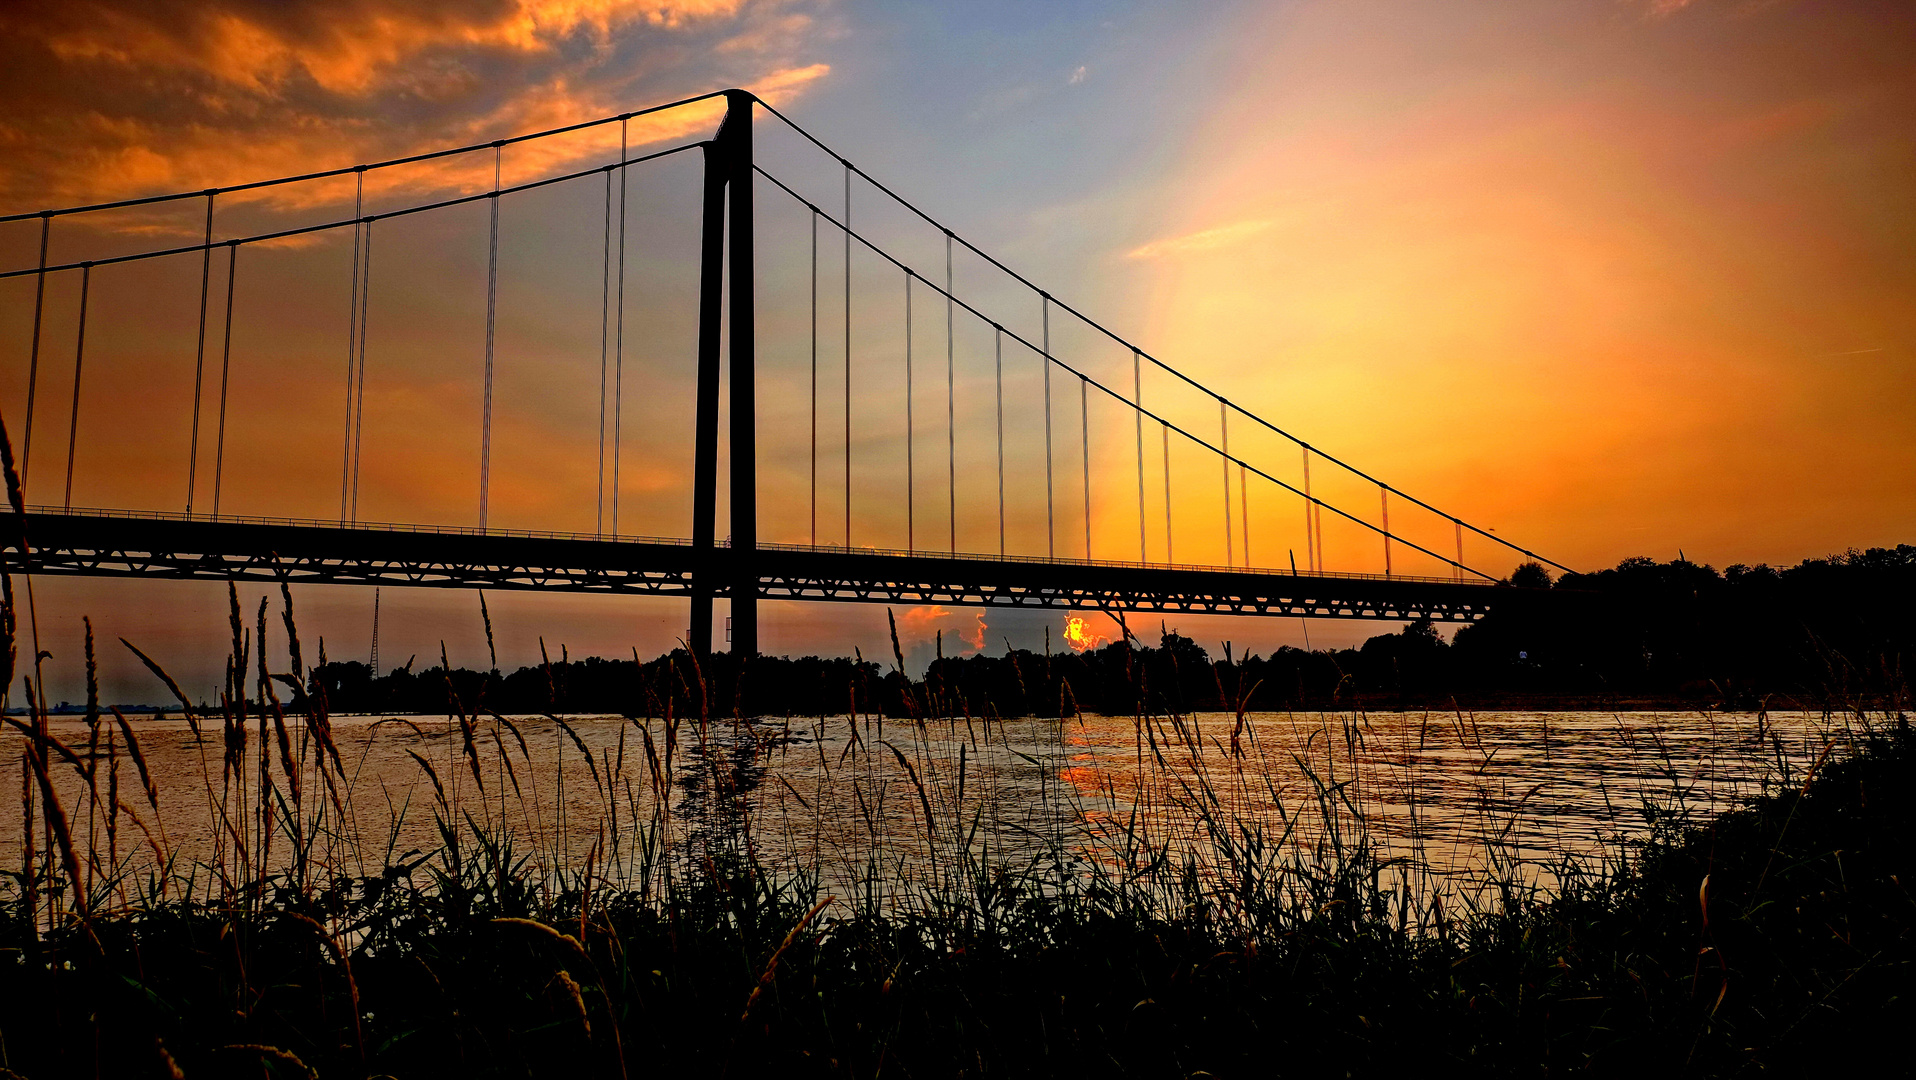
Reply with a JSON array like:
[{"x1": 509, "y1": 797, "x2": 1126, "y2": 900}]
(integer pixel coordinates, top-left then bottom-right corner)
[{"x1": 0, "y1": 509, "x2": 1525, "y2": 622}]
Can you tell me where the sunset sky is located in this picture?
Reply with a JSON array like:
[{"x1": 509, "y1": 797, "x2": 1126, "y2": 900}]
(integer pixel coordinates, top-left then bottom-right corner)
[{"x1": 1, "y1": 0, "x2": 1911, "y2": 702}]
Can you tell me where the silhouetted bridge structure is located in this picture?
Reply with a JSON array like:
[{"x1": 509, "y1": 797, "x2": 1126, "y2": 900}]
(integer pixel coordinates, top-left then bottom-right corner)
[
  {"x1": 3, "y1": 508, "x2": 1520, "y2": 624},
  {"x1": 1, "y1": 91, "x2": 1572, "y2": 653}
]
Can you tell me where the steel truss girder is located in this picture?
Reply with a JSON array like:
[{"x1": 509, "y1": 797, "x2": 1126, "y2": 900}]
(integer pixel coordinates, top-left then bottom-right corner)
[
  {"x1": 752, "y1": 574, "x2": 1486, "y2": 620},
  {"x1": 11, "y1": 549, "x2": 695, "y2": 595},
  {"x1": 1, "y1": 512, "x2": 1516, "y2": 622}
]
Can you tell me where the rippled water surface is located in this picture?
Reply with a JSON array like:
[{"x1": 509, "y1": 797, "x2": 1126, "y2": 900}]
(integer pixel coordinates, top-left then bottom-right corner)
[{"x1": 3, "y1": 707, "x2": 1856, "y2": 906}]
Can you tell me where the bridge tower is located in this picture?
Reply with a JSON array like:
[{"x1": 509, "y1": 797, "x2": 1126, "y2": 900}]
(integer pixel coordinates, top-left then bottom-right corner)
[{"x1": 691, "y1": 90, "x2": 757, "y2": 658}]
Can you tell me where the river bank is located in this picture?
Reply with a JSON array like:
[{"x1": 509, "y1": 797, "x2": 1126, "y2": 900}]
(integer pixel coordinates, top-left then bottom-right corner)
[{"x1": 3, "y1": 711, "x2": 1908, "y2": 1077}]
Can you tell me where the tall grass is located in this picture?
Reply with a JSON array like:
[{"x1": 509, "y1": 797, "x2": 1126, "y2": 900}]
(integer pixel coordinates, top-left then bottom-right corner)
[{"x1": 0, "y1": 582, "x2": 1906, "y2": 1075}]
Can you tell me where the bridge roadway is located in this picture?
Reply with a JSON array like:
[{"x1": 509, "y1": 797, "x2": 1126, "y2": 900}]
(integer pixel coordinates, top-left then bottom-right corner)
[{"x1": 0, "y1": 509, "x2": 1529, "y2": 623}]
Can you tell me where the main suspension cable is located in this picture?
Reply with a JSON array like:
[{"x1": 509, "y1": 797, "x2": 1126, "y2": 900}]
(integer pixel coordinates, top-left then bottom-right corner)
[
  {"x1": 755, "y1": 166, "x2": 1490, "y2": 579},
  {"x1": 753, "y1": 100, "x2": 1570, "y2": 574},
  {"x1": 1, "y1": 91, "x2": 727, "y2": 226},
  {"x1": 9, "y1": 142, "x2": 699, "y2": 528},
  {"x1": 4, "y1": 145, "x2": 699, "y2": 280}
]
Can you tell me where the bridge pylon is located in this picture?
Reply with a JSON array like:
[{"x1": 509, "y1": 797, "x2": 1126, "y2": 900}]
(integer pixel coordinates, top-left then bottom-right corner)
[{"x1": 690, "y1": 89, "x2": 757, "y2": 658}]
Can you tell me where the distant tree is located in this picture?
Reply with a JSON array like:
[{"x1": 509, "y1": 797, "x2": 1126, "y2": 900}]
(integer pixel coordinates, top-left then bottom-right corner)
[{"x1": 1509, "y1": 561, "x2": 1553, "y2": 589}]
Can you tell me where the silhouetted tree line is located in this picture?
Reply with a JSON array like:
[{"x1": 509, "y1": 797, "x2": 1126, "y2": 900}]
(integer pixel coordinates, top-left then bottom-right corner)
[{"x1": 303, "y1": 546, "x2": 1913, "y2": 717}]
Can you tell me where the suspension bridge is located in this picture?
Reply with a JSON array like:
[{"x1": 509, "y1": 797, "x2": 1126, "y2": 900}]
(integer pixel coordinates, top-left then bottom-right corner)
[{"x1": 0, "y1": 90, "x2": 1573, "y2": 656}]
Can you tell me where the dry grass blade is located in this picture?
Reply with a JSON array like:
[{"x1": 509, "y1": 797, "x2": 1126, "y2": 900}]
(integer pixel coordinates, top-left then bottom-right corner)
[
  {"x1": 551, "y1": 714, "x2": 604, "y2": 794},
  {"x1": 0, "y1": 413, "x2": 29, "y2": 531},
  {"x1": 739, "y1": 895, "x2": 834, "y2": 1026},
  {"x1": 774, "y1": 772, "x2": 813, "y2": 811},
  {"x1": 112, "y1": 796, "x2": 170, "y2": 869},
  {"x1": 486, "y1": 721, "x2": 525, "y2": 801},
  {"x1": 15, "y1": 689, "x2": 87, "y2": 918},
  {"x1": 441, "y1": 641, "x2": 487, "y2": 797},
  {"x1": 882, "y1": 740, "x2": 938, "y2": 847},
  {"x1": 407, "y1": 750, "x2": 448, "y2": 810},
  {"x1": 552, "y1": 969, "x2": 591, "y2": 1036},
  {"x1": 120, "y1": 638, "x2": 200, "y2": 737},
  {"x1": 108, "y1": 707, "x2": 161, "y2": 813},
  {"x1": 492, "y1": 916, "x2": 596, "y2": 972},
  {"x1": 1, "y1": 714, "x2": 84, "y2": 770}
]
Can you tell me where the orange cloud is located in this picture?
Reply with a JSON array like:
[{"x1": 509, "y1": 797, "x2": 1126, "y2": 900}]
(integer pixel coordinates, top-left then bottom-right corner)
[
  {"x1": 0, "y1": 0, "x2": 830, "y2": 213},
  {"x1": 1126, "y1": 218, "x2": 1275, "y2": 261},
  {"x1": 41, "y1": 1, "x2": 755, "y2": 96},
  {"x1": 893, "y1": 606, "x2": 989, "y2": 656}
]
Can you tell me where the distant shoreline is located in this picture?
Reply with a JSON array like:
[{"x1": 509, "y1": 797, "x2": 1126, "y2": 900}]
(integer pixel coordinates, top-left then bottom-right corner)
[{"x1": 10, "y1": 696, "x2": 1873, "y2": 717}]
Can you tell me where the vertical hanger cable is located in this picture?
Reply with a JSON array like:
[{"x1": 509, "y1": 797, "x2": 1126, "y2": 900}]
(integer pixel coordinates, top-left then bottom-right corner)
[
  {"x1": 810, "y1": 208, "x2": 819, "y2": 546},
  {"x1": 1133, "y1": 349, "x2": 1145, "y2": 563},
  {"x1": 1161, "y1": 420, "x2": 1173, "y2": 564},
  {"x1": 1220, "y1": 401, "x2": 1233, "y2": 567},
  {"x1": 945, "y1": 233, "x2": 956, "y2": 553},
  {"x1": 62, "y1": 264, "x2": 91, "y2": 511},
  {"x1": 186, "y1": 191, "x2": 214, "y2": 512},
  {"x1": 480, "y1": 145, "x2": 500, "y2": 530},
  {"x1": 850, "y1": 159, "x2": 858, "y2": 547},
  {"x1": 1042, "y1": 295, "x2": 1053, "y2": 559},
  {"x1": 350, "y1": 223, "x2": 373, "y2": 523},
  {"x1": 1240, "y1": 463, "x2": 1250, "y2": 569},
  {"x1": 1380, "y1": 485, "x2": 1392, "y2": 577},
  {"x1": 904, "y1": 270, "x2": 914, "y2": 553},
  {"x1": 994, "y1": 326, "x2": 1005, "y2": 556},
  {"x1": 613, "y1": 118, "x2": 628, "y2": 534},
  {"x1": 1080, "y1": 375, "x2": 1091, "y2": 559},
  {"x1": 340, "y1": 172, "x2": 363, "y2": 521},
  {"x1": 212, "y1": 243, "x2": 237, "y2": 517},
  {"x1": 21, "y1": 214, "x2": 50, "y2": 489},
  {"x1": 1302, "y1": 447, "x2": 1316, "y2": 573},
  {"x1": 597, "y1": 168, "x2": 611, "y2": 534}
]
